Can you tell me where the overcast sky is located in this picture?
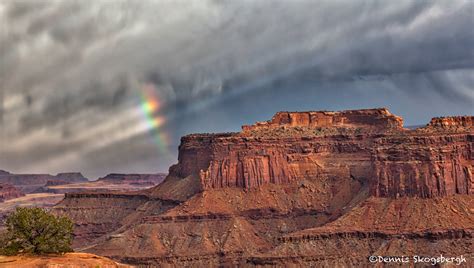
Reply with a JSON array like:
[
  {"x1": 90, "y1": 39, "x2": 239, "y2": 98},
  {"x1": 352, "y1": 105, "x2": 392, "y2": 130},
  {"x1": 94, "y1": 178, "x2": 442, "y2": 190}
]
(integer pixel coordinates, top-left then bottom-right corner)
[{"x1": 0, "y1": 0, "x2": 473, "y2": 179}]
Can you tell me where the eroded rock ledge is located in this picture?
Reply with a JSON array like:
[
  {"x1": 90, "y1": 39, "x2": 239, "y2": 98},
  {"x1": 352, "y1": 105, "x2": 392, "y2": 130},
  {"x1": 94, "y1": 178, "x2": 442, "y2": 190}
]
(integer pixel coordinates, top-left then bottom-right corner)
[
  {"x1": 427, "y1": 116, "x2": 474, "y2": 129},
  {"x1": 242, "y1": 108, "x2": 403, "y2": 131}
]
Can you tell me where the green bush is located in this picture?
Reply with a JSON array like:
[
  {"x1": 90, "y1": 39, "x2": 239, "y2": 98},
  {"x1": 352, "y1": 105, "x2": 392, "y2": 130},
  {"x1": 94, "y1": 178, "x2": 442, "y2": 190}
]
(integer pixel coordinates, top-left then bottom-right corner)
[{"x1": 1, "y1": 207, "x2": 73, "y2": 255}]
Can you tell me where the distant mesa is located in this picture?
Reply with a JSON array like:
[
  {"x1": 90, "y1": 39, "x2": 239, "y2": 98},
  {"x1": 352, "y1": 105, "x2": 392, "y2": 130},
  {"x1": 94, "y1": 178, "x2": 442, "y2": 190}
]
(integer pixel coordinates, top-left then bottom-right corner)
[
  {"x1": 97, "y1": 173, "x2": 166, "y2": 185},
  {"x1": 28, "y1": 173, "x2": 167, "y2": 195},
  {"x1": 0, "y1": 169, "x2": 166, "y2": 197},
  {"x1": 0, "y1": 183, "x2": 24, "y2": 202},
  {"x1": 55, "y1": 172, "x2": 89, "y2": 182},
  {"x1": 0, "y1": 171, "x2": 88, "y2": 193}
]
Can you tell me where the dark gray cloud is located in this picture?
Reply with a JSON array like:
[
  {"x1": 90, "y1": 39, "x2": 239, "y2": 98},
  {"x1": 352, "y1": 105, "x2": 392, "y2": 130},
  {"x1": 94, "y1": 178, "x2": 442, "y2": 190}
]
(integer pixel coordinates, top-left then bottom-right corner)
[{"x1": 0, "y1": 0, "x2": 472, "y2": 178}]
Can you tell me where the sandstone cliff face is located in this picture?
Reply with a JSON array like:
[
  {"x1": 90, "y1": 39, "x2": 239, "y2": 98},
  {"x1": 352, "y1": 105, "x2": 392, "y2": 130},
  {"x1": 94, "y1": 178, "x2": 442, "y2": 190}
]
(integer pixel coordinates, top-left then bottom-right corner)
[
  {"x1": 169, "y1": 108, "x2": 472, "y2": 198},
  {"x1": 372, "y1": 133, "x2": 473, "y2": 197},
  {"x1": 180, "y1": 134, "x2": 374, "y2": 191}
]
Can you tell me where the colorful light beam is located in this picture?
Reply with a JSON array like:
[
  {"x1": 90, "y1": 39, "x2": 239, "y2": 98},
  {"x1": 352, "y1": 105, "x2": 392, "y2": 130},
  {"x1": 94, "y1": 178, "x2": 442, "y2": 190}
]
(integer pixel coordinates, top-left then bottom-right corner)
[{"x1": 138, "y1": 83, "x2": 169, "y2": 154}]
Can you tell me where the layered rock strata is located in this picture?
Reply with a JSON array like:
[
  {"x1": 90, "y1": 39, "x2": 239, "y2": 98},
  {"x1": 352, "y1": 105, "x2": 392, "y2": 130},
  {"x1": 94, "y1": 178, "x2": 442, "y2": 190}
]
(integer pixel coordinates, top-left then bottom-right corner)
[{"x1": 171, "y1": 108, "x2": 472, "y2": 198}]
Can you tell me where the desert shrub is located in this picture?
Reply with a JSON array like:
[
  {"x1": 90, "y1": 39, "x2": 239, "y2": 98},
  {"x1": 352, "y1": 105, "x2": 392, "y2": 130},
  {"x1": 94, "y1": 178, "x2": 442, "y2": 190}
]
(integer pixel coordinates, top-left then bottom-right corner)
[{"x1": 1, "y1": 207, "x2": 73, "y2": 255}]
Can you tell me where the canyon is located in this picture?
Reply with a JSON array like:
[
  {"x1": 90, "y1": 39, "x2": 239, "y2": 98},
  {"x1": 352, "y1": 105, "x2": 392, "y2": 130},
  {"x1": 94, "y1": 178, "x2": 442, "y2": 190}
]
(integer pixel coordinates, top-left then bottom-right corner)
[
  {"x1": 0, "y1": 172, "x2": 166, "y2": 229},
  {"x1": 36, "y1": 108, "x2": 474, "y2": 265}
]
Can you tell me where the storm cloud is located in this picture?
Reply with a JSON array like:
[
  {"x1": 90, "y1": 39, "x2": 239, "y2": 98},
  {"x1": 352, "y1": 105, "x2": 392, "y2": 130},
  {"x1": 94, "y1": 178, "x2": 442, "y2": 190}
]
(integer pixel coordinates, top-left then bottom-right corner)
[{"x1": 0, "y1": 0, "x2": 473, "y2": 178}]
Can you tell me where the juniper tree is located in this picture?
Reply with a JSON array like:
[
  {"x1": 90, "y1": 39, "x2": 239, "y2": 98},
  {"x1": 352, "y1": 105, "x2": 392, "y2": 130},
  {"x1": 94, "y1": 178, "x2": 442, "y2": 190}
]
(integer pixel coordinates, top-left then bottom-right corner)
[{"x1": 1, "y1": 207, "x2": 73, "y2": 255}]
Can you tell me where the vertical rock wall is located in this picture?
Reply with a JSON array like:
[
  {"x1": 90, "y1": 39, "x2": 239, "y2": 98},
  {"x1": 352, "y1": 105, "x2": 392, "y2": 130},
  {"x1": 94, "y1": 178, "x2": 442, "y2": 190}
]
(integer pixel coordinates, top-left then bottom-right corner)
[{"x1": 167, "y1": 109, "x2": 473, "y2": 198}]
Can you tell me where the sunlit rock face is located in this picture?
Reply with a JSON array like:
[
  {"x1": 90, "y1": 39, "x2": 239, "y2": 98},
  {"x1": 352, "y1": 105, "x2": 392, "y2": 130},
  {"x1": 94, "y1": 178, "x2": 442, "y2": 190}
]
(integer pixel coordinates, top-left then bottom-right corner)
[
  {"x1": 242, "y1": 108, "x2": 403, "y2": 131},
  {"x1": 170, "y1": 108, "x2": 473, "y2": 198}
]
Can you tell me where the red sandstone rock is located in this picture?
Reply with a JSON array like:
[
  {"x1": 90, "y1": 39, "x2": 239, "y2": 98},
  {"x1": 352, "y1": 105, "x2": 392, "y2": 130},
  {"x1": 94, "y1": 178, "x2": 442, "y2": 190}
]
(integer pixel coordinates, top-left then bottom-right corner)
[
  {"x1": 427, "y1": 116, "x2": 474, "y2": 129},
  {"x1": 242, "y1": 108, "x2": 403, "y2": 131},
  {"x1": 168, "y1": 109, "x2": 472, "y2": 198}
]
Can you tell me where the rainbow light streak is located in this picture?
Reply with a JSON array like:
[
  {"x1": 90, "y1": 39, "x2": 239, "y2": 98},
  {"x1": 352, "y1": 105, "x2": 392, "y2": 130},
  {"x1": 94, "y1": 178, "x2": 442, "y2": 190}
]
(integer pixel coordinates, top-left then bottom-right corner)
[{"x1": 139, "y1": 83, "x2": 169, "y2": 153}]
